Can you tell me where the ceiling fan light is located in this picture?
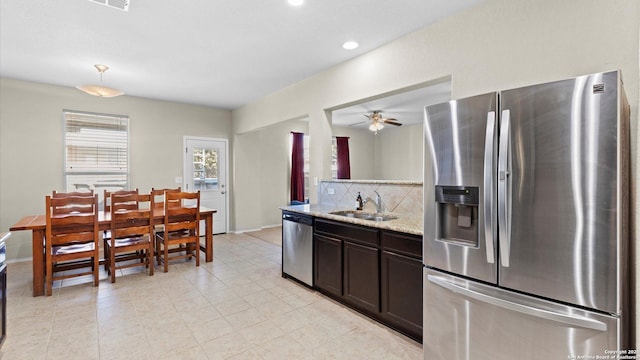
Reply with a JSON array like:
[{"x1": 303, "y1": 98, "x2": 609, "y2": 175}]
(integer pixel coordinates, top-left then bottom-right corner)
[{"x1": 369, "y1": 121, "x2": 384, "y2": 132}]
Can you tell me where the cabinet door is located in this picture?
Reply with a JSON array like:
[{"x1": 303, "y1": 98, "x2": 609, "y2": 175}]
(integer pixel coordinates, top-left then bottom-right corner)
[
  {"x1": 314, "y1": 234, "x2": 342, "y2": 297},
  {"x1": 343, "y1": 241, "x2": 379, "y2": 314},
  {"x1": 381, "y1": 250, "x2": 423, "y2": 341}
]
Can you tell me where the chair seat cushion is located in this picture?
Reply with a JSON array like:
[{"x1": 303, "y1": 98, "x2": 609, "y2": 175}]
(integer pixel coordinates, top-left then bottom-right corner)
[
  {"x1": 108, "y1": 235, "x2": 151, "y2": 248},
  {"x1": 52, "y1": 243, "x2": 95, "y2": 255},
  {"x1": 156, "y1": 230, "x2": 193, "y2": 241}
]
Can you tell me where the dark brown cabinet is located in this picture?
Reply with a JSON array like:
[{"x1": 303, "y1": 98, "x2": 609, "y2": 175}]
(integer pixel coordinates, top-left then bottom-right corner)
[
  {"x1": 313, "y1": 218, "x2": 423, "y2": 343},
  {"x1": 343, "y1": 240, "x2": 379, "y2": 314},
  {"x1": 314, "y1": 234, "x2": 343, "y2": 297},
  {"x1": 380, "y1": 231, "x2": 423, "y2": 341}
]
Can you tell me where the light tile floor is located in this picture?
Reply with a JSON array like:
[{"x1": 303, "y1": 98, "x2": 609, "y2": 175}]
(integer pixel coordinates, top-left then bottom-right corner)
[{"x1": 2, "y1": 230, "x2": 422, "y2": 360}]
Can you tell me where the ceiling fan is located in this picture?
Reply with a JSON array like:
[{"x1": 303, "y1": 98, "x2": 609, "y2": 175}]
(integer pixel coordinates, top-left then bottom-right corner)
[{"x1": 363, "y1": 110, "x2": 402, "y2": 134}]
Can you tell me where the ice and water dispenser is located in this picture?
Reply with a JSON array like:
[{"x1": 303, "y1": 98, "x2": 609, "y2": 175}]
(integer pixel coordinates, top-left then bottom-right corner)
[{"x1": 434, "y1": 185, "x2": 479, "y2": 247}]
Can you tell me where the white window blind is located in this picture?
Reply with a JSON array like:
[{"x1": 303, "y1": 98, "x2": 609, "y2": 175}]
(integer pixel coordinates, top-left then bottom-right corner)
[
  {"x1": 63, "y1": 110, "x2": 129, "y2": 199},
  {"x1": 331, "y1": 137, "x2": 337, "y2": 179},
  {"x1": 303, "y1": 134, "x2": 311, "y2": 200}
]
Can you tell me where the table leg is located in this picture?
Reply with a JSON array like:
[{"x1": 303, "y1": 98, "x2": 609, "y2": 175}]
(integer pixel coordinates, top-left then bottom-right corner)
[
  {"x1": 31, "y1": 229, "x2": 45, "y2": 297},
  {"x1": 204, "y1": 213, "x2": 213, "y2": 262}
]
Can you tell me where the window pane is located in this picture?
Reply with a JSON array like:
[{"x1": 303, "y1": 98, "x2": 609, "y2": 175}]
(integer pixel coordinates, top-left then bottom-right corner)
[
  {"x1": 192, "y1": 147, "x2": 219, "y2": 190},
  {"x1": 303, "y1": 135, "x2": 310, "y2": 200},
  {"x1": 331, "y1": 137, "x2": 337, "y2": 179}
]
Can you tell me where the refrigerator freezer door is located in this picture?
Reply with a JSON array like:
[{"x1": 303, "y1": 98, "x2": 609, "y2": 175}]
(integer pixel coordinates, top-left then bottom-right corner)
[
  {"x1": 424, "y1": 269, "x2": 621, "y2": 360},
  {"x1": 424, "y1": 93, "x2": 498, "y2": 284},
  {"x1": 498, "y1": 71, "x2": 627, "y2": 314}
]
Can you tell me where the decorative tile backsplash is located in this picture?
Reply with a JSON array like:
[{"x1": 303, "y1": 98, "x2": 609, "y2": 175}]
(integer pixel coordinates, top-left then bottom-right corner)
[{"x1": 318, "y1": 180, "x2": 423, "y2": 216}]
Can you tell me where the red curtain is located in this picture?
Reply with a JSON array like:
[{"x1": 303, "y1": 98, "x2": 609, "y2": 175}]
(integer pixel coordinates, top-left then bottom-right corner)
[
  {"x1": 290, "y1": 132, "x2": 305, "y2": 203},
  {"x1": 336, "y1": 136, "x2": 351, "y2": 179}
]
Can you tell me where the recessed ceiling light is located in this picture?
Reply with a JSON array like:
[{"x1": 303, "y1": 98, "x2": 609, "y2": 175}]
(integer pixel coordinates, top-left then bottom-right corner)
[
  {"x1": 342, "y1": 41, "x2": 359, "y2": 50},
  {"x1": 288, "y1": 0, "x2": 304, "y2": 6}
]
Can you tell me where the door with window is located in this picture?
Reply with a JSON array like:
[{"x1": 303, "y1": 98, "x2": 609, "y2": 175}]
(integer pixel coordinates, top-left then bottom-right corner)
[{"x1": 184, "y1": 137, "x2": 228, "y2": 234}]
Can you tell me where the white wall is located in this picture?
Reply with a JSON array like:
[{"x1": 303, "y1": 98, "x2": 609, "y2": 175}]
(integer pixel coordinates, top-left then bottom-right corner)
[
  {"x1": 0, "y1": 78, "x2": 232, "y2": 261},
  {"x1": 231, "y1": 0, "x2": 639, "y2": 344}
]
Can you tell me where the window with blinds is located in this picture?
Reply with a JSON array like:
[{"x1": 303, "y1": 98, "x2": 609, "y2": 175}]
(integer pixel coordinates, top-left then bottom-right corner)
[{"x1": 63, "y1": 110, "x2": 129, "y2": 199}]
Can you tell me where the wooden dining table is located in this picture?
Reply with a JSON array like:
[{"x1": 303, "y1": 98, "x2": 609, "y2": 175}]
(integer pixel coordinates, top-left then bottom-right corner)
[{"x1": 10, "y1": 206, "x2": 216, "y2": 297}]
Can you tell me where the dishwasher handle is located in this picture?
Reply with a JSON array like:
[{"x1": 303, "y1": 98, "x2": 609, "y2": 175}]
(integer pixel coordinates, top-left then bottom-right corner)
[
  {"x1": 283, "y1": 212, "x2": 313, "y2": 226},
  {"x1": 283, "y1": 213, "x2": 298, "y2": 222}
]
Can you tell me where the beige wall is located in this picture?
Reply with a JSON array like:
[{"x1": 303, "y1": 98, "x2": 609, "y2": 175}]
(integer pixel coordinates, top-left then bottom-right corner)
[
  {"x1": 231, "y1": 0, "x2": 639, "y2": 344},
  {"x1": 374, "y1": 123, "x2": 423, "y2": 181},
  {"x1": 0, "y1": 78, "x2": 232, "y2": 261},
  {"x1": 332, "y1": 125, "x2": 375, "y2": 180},
  {"x1": 232, "y1": 119, "x2": 309, "y2": 231},
  {"x1": 259, "y1": 120, "x2": 309, "y2": 227},
  {"x1": 333, "y1": 124, "x2": 423, "y2": 181}
]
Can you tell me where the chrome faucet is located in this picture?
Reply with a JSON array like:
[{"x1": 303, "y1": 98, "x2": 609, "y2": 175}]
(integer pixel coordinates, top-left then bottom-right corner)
[{"x1": 364, "y1": 191, "x2": 383, "y2": 214}]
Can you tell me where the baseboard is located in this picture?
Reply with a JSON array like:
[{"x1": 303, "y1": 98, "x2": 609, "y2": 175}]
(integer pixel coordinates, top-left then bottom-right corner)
[
  {"x1": 232, "y1": 228, "x2": 262, "y2": 234},
  {"x1": 7, "y1": 258, "x2": 32, "y2": 264},
  {"x1": 232, "y1": 224, "x2": 282, "y2": 234}
]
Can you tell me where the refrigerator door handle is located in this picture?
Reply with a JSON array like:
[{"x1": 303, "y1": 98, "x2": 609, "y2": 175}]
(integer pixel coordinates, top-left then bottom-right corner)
[
  {"x1": 498, "y1": 109, "x2": 511, "y2": 267},
  {"x1": 427, "y1": 275, "x2": 608, "y2": 332},
  {"x1": 483, "y1": 111, "x2": 496, "y2": 264}
]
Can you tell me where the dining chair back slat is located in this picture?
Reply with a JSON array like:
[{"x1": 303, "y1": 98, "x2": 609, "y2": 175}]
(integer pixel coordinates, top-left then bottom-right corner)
[
  {"x1": 52, "y1": 190, "x2": 94, "y2": 197},
  {"x1": 50, "y1": 191, "x2": 96, "y2": 215},
  {"x1": 104, "y1": 189, "x2": 138, "y2": 212},
  {"x1": 151, "y1": 187, "x2": 181, "y2": 209}
]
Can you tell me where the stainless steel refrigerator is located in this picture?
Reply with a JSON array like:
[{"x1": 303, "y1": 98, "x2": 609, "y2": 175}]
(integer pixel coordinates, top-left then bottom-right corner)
[{"x1": 423, "y1": 70, "x2": 631, "y2": 359}]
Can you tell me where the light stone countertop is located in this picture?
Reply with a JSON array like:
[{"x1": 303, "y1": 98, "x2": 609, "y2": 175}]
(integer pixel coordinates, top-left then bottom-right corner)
[
  {"x1": 279, "y1": 204, "x2": 423, "y2": 236},
  {"x1": 320, "y1": 179, "x2": 422, "y2": 185}
]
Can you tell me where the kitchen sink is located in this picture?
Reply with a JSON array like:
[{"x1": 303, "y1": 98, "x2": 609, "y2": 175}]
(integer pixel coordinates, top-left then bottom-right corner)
[{"x1": 329, "y1": 210, "x2": 397, "y2": 222}]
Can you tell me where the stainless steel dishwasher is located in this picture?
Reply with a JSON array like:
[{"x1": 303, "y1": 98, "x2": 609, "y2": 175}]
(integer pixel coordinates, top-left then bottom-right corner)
[{"x1": 282, "y1": 211, "x2": 313, "y2": 286}]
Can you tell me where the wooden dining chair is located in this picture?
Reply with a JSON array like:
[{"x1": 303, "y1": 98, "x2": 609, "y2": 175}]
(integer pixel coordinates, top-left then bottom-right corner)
[
  {"x1": 155, "y1": 191, "x2": 200, "y2": 272},
  {"x1": 105, "y1": 193, "x2": 154, "y2": 283},
  {"x1": 102, "y1": 189, "x2": 139, "y2": 270},
  {"x1": 51, "y1": 190, "x2": 95, "y2": 215},
  {"x1": 45, "y1": 194, "x2": 100, "y2": 296}
]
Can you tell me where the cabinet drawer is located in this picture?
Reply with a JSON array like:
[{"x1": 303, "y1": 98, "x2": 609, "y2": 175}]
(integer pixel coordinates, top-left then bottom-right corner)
[
  {"x1": 315, "y1": 219, "x2": 379, "y2": 246},
  {"x1": 381, "y1": 231, "x2": 422, "y2": 259}
]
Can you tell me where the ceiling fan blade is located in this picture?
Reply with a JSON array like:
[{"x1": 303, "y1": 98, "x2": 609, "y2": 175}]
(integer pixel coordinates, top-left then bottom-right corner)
[
  {"x1": 383, "y1": 119, "x2": 402, "y2": 126},
  {"x1": 349, "y1": 120, "x2": 368, "y2": 127}
]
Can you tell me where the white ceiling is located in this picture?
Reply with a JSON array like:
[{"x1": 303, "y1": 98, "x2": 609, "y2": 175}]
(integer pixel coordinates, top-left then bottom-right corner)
[
  {"x1": 0, "y1": 0, "x2": 482, "y2": 110},
  {"x1": 331, "y1": 80, "x2": 452, "y2": 129}
]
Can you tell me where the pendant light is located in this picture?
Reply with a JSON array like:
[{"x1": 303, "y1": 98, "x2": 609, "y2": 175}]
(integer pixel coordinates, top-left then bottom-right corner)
[{"x1": 76, "y1": 64, "x2": 124, "y2": 98}]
